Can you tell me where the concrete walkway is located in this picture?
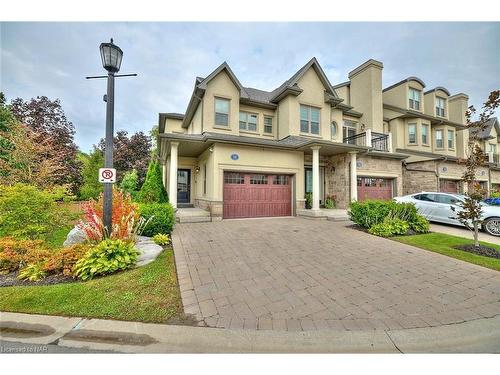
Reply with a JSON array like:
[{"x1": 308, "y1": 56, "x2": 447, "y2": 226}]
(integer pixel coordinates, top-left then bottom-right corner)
[
  {"x1": 430, "y1": 223, "x2": 500, "y2": 245},
  {"x1": 173, "y1": 218, "x2": 500, "y2": 332},
  {"x1": 1, "y1": 311, "x2": 499, "y2": 353}
]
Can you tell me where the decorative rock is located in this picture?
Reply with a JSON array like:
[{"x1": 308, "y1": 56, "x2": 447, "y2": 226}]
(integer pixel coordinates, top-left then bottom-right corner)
[
  {"x1": 135, "y1": 236, "x2": 164, "y2": 267},
  {"x1": 63, "y1": 226, "x2": 88, "y2": 247}
]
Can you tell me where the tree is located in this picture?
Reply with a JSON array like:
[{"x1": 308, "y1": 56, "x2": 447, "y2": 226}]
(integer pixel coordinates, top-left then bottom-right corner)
[
  {"x1": 456, "y1": 90, "x2": 500, "y2": 248},
  {"x1": 98, "y1": 130, "x2": 152, "y2": 185},
  {"x1": 120, "y1": 169, "x2": 139, "y2": 199},
  {"x1": 137, "y1": 159, "x2": 168, "y2": 203},
  {"x1": 78, "y1": 148, "x2": 104, "y2": 200},
  {"x1": 9, "y1": 96, "x2": 82, "y2": 192}
]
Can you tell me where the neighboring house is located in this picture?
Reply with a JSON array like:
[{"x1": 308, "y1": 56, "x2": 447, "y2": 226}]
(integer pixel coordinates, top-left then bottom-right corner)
[
  {"x1": 471, "y1": 117, "x2": 500, "y2": 191},
  {"x1": 157, "y1": 57, "x2": 492, "y2": 219}
]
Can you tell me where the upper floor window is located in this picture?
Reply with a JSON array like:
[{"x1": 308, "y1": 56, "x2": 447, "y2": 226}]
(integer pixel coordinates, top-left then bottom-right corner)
[
  {"x1": 447, "y1": 130, "x2": 455, "y2": 149},
  {"x1": 436, "y1": 97, "x2": 446, "y2": 117},
  {"x1": 408, "y1": 88, "x2": 421, "y2": 110},
  {"x1": 489, "y1": 143, "x2": 497, "y2": 154},
  {"x1": 263, "y1": 116, "x2": 273, "y2": 134},
  {"x1": 239, "y1": 112, "x2": 258, "y2": 132},
  {"x1": 215, "y1": 98, "x2": 230, "y2": 127},
  {"x1": 331, "y1": 121, "x2": 338, "y2": 139},
  {"x1": 408, "y1": 123, "x2": 417, "y2": 144},
  {"x1": 343, "y1": 120, "x2": 357, "y2": 144},
  {"x1": 421, "y1": 124, "x2": 429, "y2": 145},
  {"x1": 435, "y1": 129, "x2": 444, "y2": 149},
  {"x1": 300, "y1": 105, "x2": 320, "y2": 135}
]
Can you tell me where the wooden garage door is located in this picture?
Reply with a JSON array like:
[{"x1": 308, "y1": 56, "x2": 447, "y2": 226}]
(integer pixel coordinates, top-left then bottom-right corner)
[
  {"x1": 223, "y1": 172, "x2": 292, "y2": 219},
  {"x1": 439, "y1": 179, "x2": 459, "y2": 193},
  {"x1": 357, "y1": 177, "x2": 393, "y2": 201}
]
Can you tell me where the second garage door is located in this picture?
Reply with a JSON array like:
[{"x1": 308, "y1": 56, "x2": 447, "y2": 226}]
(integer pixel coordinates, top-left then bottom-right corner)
[
  {"x1": 439, "y1": 179, "x2": 459, "y2": 193},
  {"x1": 357, "y1": 177, "x2": 393, "y2": 201},
  {"x1": 223, "y1": 172, "x2": 292, "y2": 219}
]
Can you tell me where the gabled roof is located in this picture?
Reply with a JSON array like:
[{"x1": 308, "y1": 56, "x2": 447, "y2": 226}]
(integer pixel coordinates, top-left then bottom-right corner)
[
  {"x1": 383, "y1": 76, "x2": 426, "y2": 92},
  {"x1": 424, "y1": 86, "x2": 451, "y2": 96},
  {"x1": 269, "y1": 57, "x2": 338, "y2": 102},
  {"x1": 471, "y1": 117, "x2": 500, "y2": 140},
  {"x1": 197, "y1": 61, "x2": 247, "y2": 96}
]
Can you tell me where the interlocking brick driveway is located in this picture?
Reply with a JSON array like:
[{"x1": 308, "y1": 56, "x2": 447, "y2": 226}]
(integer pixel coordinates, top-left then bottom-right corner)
[{"x1": 172, "y1": 218, "x2": 500, "y2": 331}]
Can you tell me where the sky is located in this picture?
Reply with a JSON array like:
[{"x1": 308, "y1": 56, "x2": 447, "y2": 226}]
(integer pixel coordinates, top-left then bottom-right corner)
[{"x1": 1, "y1": 22, "x2": 499, "y2": 153}]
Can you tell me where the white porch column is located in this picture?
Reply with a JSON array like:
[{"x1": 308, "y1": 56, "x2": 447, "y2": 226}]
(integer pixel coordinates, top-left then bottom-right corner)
[
  {"x1": 311, "y1": 146, "x2": 321, "y2": 210},
  {"x1": 162, "y1": 161, "x2": 167, "y2": 189},
  {"x1": 387, "y1": 132, "x2": 393, "y2": 153},
  {"x1": 169, "y1": 142, "x2": 179, "y2": 209},
  {"x1": 349, "y1": 151, "x2": 358, "y2": 201}
]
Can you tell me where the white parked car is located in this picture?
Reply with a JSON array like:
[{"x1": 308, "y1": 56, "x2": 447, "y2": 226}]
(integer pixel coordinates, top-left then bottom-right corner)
[{"x1": 394, "y1": 192, "x2": 500, "y2": 236}]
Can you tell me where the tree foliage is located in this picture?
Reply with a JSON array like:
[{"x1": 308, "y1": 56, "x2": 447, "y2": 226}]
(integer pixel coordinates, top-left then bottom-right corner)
[
  {"x1": 120, "y1": 169, "x2": 139, "y2": 199},
  {"x1": 98, "y1": 130, "x2": 152, "y2": 185},
  {"x1": 457, "y1": 90, "x2": 500, "y2": 247},
  {"x1": 9, "y1": 96, "x2": 82, "y2": 192},
  {"x1": 78, "y1": 148, "x2": 104, "y2": 200},
  {"x1": 137, "y1": 159, "x2": 168, "y2": 203}
]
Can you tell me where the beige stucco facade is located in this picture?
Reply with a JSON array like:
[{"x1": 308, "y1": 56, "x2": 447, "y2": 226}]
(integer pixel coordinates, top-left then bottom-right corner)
[{"x1": 158, "y1": 57, "x2": 498, "y2": 218}]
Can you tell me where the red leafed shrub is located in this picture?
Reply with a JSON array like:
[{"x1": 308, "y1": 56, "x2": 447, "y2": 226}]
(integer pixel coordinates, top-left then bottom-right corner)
[
  {"x1": 77, "y1": 188, "x2": 141, "y2": 242},
  {"x1": 0, "y1": 237, "x2": 52, "y2": 272},
  {"x1": 43, "y1": 244, "x2": 90, "y2": 276}
]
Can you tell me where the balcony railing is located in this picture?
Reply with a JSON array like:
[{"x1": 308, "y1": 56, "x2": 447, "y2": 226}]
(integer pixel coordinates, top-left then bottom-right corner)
[{"x1": 343, "y1": 130, "x2": 391, "y2": 152}]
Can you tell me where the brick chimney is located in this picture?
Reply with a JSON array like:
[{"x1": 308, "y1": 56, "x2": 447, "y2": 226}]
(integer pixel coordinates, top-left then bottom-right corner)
[{"x1": 348, "y1": 59, "x2": 384, "y2": 133}]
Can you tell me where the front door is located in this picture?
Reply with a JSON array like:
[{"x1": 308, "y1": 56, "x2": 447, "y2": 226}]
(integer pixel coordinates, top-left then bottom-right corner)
[
  {"x1": 305, "y1": 167, "x2": 325, "y2": 205},
  {"x1": 177, "y1": 169, "x2": 191, "y2": 204}
]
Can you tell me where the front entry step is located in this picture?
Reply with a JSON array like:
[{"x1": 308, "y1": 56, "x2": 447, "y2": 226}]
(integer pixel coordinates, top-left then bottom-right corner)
[
  {"x1": 176, "y1": 207, "x2": 212, "y2": 223},
  {"x1": 296, "y1": 209, "x2": 350, "y2": 221}
]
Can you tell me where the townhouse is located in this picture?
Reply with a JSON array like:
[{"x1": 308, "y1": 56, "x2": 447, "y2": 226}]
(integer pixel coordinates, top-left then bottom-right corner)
[{"x1": 158, "y1": 58, "x2": 496, "y2": 220}]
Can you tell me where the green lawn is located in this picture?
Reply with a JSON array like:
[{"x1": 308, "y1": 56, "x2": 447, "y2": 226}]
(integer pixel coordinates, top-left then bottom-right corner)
[
  {"x1": 0, "y1": 250, "x2": 185, "y2": 323},
  {"x1": 393, "y1": 232, "x2": 500, "y2": 271}
]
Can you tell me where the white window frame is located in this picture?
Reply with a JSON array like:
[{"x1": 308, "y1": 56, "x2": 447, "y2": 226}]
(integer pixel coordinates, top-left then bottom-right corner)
[
  {"x1": 435, "y1": 129, "x2": 444, "y2": 149},
  {"x1": 408, "y1": 88, "x2": 421, "y2": 110},
  {"x1": 263, "y1": 116, "x2": 273, "y2": 134},
  {"x1": 436, "y1": 97, "x2": 446, "y2": 117},
  {"x1": 447, "y1": 129, "x2": 455, "y2": 149},
  {"x1": 239, "y1": 112, "x2": 258, "y2": 132},
  {"x1": 214, "y1": 97, "x2": 230, "y2": 127},
  {"x1": 300, "y1": 105, "x2": 320, "y2": 135},
  {"x1": 408, "y1": 123, "x2": 417, "y2": 144},
  {"x1": 421, "y1": 123, "x2": 429, "y2": 145}
]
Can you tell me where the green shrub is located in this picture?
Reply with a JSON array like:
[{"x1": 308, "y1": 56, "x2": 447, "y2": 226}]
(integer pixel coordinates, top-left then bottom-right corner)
[
  {"x1": 17, "y1": 264, "x2": 46, "y2": 282},
  {"x1": 120, "y1": 169, "x2": 139, "y2": 200},
  {"x1": 325, "y1": 195, "x2": 335, "y2": 209},
  {"x1": 152, "y1": 233, "x2": 170, "y2": 246},
  {"x1": 137, "y1": 160, "x2": 168, "y2": 203},
  {"x1": 491, "y1": 191, "x2": 500, "y2": 198},
  {"x1": 305, "y1": 192, "x2": 312, "y2": 209},
  {"x1": 74, "y1": 239, "x2": 139, "y2": 280},
  {"x1": 368, "y1": 218, "x2": 409, "y2": 237},
  {"x1": 138, "y1": 203, "x2": 175, "y2": 236},
  {"x1": 349, "y1": 200, "x2": 394, "y2": 229},
  {"x1": 368, "y1": 222, "x2": 393, "y2": 237},
  {"x1": 78, "y1": 148, "x2": 104, "y2": 200},
  {"x1": 0, "y1": 184, "x2": 70, "y2": 241},
  {"x1": 410, "y1": 215, "x2": 430, "y2": 233}
]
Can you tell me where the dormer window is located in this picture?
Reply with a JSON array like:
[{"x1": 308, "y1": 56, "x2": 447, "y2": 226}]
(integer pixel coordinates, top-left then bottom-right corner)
[
  {"x1": 436, "y1": 97, "x2": 446, "y2": 117},
  {"x1": 408, "y1": 88, "x2": 421, "y2": 110}
]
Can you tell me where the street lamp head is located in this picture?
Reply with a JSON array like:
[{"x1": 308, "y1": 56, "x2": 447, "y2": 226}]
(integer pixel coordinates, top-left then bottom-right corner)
[{"x1": 99, "y1": 38, "x2": 123, "y2": 73}]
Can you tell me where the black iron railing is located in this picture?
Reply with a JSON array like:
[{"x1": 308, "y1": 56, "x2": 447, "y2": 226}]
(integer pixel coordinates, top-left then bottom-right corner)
[
  {"x1": 343, "y1": 132, "x2": 366, "y2": 146},
  {"x1": 371, "y1": 132, "x2": 389, "y2": 152}
]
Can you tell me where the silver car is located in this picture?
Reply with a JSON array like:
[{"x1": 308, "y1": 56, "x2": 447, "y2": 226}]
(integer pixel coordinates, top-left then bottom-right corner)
[{"x1": 394, "y1": 192, "x2": 500, "y2": 237}]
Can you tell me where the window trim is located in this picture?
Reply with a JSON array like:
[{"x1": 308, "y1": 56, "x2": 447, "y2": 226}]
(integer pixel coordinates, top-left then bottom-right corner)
[
  {"x1": 435, "y1": 129, "x2": 444, "y2": 149},
  {"x1": 421, "y1": 123, "x2": 429, "y2": 146},
  {"x1": 214, "y1": 97, "x2": 230, "y2": 128},
  {"x1": 300, "y1": 104, "x2": 321, "y2": 135},
  {"x1": 436, "y1": 96, "x2": 446, "y2": 118},
  {"x1": 408, "y1": 123, "x2": 417, "y2": 145},
  {"x1": 239, "y1": 111, "x2": 258, "y2": 133},
  {"x1": 447, "y1": 129, "x2": 455, "y2": 150},
  {"x1": 408, "y1": 88, "x2": 421, "y2": 111},
  {"x1": 263, "y1": 115, "x2": 273, "y2": 135}
]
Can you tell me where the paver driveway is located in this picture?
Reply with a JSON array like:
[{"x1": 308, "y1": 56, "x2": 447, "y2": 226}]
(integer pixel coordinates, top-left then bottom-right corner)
[{"x1": 172, "y1": 218, "x2": 500, "y2": 331}]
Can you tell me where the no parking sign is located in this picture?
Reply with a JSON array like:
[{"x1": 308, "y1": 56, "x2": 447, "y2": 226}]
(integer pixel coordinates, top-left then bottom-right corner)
[{"x1": 98, "y1": 168, "x2": 116, "y2": 183}]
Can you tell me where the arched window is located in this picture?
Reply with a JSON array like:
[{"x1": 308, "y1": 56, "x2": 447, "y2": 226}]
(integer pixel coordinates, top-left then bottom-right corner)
[{"x1": 330, "y1": 121, "x2": 338, "y2": 139}]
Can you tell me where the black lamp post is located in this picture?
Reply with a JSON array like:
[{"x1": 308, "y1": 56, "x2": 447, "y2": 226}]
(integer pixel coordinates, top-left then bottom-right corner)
[
  {"x1": 99, "y1": 39, "x2": 123, "y2": 235},
  {"x1": 86, "y1": 39, "x2": 136, "y2": 236}
]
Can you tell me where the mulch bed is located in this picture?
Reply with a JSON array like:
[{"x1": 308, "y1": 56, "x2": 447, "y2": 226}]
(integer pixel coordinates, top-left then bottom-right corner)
[
  {"x1": 0, "y1": 272, "x2": 77, "y2": 287},
  {"x1": 454, "y1": 244, "x2": 500, "y2": 259}
]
